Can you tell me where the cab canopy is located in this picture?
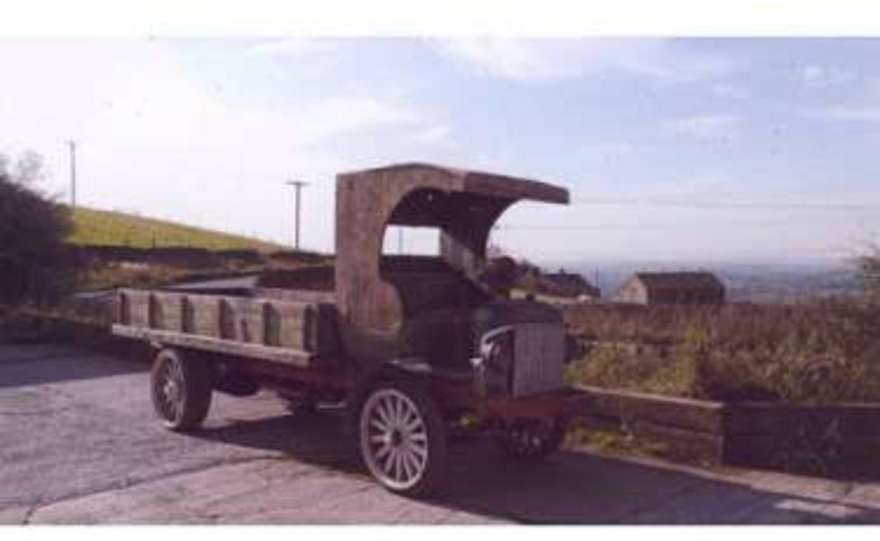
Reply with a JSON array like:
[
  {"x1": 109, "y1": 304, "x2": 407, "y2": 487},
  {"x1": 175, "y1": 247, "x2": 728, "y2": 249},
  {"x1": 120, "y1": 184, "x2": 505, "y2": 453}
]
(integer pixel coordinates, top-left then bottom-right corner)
[{"x1": 335, "y1": 163, "x2": 569, "y2": 331}]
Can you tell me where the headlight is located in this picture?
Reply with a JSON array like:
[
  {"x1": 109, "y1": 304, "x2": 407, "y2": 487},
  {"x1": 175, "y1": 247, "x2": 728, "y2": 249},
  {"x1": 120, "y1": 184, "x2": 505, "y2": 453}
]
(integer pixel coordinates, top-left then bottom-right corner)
[
  {"x1": 479, "y1": 326, "x2": 514, "y2": 366},
  {"x1": 471, "y1": 326, "x2": 515, "y2": 396}
]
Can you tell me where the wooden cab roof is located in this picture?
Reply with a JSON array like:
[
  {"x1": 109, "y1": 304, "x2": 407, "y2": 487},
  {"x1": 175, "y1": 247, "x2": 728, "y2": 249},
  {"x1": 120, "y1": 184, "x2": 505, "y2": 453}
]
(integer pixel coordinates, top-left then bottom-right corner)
[
  {"x1": 334, "y1": 162, "x2": 570, "y2": 333},
  {"x1": 338, "y1": 162, "x2": 569, "y2": 206}
]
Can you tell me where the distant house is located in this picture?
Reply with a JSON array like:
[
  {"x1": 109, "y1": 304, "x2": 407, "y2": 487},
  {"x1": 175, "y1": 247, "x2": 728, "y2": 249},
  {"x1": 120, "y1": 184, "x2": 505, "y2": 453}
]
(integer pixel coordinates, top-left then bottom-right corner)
[
  {"x1": 539, "y1": 270, "x2": 601, "y2": 301},
  {"x1": 615, "y1": 271, "x2": 725, "y2": 305}
]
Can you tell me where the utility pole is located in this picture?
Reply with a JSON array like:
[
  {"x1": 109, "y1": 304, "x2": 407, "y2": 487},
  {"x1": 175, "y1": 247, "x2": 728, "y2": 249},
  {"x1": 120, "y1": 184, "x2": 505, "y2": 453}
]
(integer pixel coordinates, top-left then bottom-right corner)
[
  {"x1": 284, "y1": 180, "x2": 308, "y2": 251},
  {"x1": 67, "y1": 140, "x2": 77, "y2": 208}
]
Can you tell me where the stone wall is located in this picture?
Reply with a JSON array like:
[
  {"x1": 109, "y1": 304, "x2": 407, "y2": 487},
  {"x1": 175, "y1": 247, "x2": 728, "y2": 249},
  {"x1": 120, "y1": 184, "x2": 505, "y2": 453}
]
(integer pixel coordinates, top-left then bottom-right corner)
[{"x1": 575, "y1": 384, "x2": 880, "y2": 478}]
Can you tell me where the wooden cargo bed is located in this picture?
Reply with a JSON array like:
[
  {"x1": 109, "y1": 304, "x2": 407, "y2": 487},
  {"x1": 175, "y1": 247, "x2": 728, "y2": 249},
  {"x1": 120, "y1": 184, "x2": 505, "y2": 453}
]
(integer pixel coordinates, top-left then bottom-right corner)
[{"x1": 112, "y1": 289, "x2": 340, "y2": 369}]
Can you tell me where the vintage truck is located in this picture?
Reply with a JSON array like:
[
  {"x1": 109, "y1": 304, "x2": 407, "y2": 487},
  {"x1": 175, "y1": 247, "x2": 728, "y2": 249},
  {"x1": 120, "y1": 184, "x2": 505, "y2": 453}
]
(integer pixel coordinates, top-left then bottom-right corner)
[{"x1": 112, "y1": 163, "x2": 581, "y2": 496}]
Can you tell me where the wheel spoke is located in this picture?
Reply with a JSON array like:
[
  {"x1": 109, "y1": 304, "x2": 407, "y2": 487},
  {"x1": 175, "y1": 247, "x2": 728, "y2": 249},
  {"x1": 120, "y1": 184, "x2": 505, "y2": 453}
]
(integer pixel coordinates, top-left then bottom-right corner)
[
  {"x1": 370, "y1": 417, "x2": 389, "y2": 433},
  {"x1": 409, "y1": 448, "x2": 424, "y2": 474},
  {"x1": 399, "y1": 405, "x2": 415, "y2": 426},
  {"x1": 404, "y1": 416, "x2": 423, "y2": 432},
  {"x1": 392, "y1": 450, "x2": 403, "y2": 480},
  {"x1": 410, "y1": 440, "x2": 427, "y2": 457},
  {"x1": 390, "y1": 396, "x2": 402, "y2": 427},
  {"x1": 401, "y1": 449, "x2": 415, "y2": 480},
  {"x1": 376, "y1": 443, "x2": 393, "y2": 460},
  {"x1": 382, "y1": 448, "x2": 397, "y2": 474},
  {"x1": 377, "y1": 399, "x2": 393, "y2": 426},
  {"x1": 157, "y1": 360, "x2": 182, "y2": 422},
  {"x1": 397, "y1": 397, "x2": 409, "y2": 427}
]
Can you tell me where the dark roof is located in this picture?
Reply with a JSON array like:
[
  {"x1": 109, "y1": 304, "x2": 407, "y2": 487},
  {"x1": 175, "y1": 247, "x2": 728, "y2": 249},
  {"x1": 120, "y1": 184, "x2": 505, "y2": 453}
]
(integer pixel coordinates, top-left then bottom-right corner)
[
  {"x1": 632, "y1": 272, "x2": 724, "y2": 292},
  {"x1": 544, "y1": 272, "x2": 590, "y2": 289},
  {"x1": 541, "y1": 272, "x2": 601, "y2": 297}
]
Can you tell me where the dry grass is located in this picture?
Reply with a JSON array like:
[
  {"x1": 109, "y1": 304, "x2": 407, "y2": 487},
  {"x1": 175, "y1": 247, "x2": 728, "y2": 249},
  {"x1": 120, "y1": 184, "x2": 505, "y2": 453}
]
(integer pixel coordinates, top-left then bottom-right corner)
[{"x1": 564, "y1": 299, "x2": 880, "y2": 403}]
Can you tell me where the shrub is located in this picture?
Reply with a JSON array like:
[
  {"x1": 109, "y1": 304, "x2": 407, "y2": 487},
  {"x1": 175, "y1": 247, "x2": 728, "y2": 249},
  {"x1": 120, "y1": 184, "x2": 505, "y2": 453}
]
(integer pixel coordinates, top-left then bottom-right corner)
[
  {"x1": 0, "y1": 152, "x2": 73, "y2": 305},
  {"x1": 565, "y1": 297, "x2": 880, "y2": 404}
]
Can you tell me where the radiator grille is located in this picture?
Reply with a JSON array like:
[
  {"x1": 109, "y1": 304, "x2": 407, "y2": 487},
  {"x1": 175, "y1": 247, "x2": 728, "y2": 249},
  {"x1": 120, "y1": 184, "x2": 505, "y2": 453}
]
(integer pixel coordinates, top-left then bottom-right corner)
[{"x1": 511, "y1": 323, "x2": 565, "y2": 397}]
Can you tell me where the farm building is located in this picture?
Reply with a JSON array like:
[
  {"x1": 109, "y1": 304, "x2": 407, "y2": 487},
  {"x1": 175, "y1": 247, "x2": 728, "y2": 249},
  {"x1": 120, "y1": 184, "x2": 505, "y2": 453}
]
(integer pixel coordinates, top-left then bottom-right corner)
[
  {"x1": 615, "y1": 271, "x2": 725, "y2": 305},
  {"x1": 540, "y1": 271, "x2": 601, "y2": 301}
]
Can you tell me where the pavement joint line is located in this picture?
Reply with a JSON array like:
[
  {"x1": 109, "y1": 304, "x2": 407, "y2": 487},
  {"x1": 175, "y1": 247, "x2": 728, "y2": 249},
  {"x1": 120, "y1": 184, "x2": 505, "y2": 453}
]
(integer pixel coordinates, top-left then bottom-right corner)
[
  {"x1": 0, "y1": 407, "x2": 73, "y2": 416},
  {"x1": 0, "y1": 353, "x2": 84, "y2": 366},
  {"x1": 21, "y1": 496, "x2": 44, "y2": 526},
  {"x1": 190, "y1": 466, "x2": 331, "y2": 509},
  {"x1": 25, "y1": 454, "x2": 284, "y2": 520}
]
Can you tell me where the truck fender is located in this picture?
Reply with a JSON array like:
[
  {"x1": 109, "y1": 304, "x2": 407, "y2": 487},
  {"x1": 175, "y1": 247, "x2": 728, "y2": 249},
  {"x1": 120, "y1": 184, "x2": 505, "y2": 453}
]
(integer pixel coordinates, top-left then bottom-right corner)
[{"x1": 342, "y1": 358, "x2": 432, "y2": 436}]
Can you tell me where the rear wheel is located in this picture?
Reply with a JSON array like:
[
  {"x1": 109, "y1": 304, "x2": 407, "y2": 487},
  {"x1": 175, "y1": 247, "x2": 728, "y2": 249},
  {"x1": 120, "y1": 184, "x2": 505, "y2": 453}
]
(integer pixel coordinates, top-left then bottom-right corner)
[
  {"x1": 358, "y1": 380, "x2": 448, "y2": 497},
  {"x1": 150, "y1": 348, "x2": 213, "y2": 431},
  {"x1": 494, "y1": 416, "x2": 568, "y2": 460}
]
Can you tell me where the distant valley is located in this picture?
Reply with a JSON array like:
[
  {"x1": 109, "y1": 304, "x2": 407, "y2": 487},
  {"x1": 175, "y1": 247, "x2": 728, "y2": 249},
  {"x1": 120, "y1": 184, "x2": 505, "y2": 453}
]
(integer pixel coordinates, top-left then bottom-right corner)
[{"x1": 551, "y1": 260, "x2": 864, "y2": 303}]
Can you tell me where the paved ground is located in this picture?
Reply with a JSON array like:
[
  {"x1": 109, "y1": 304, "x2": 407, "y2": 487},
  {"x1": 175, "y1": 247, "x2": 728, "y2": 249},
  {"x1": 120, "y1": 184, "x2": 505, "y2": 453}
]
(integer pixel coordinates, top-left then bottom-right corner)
[{"x1": 3, "y1": 343, "x2": 880, "y2": 524}]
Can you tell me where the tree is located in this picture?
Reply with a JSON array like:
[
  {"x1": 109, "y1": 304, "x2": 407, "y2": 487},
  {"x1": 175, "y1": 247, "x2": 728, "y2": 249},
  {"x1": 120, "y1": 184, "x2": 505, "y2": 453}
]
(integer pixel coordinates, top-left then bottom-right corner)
[{"x1": 0, "y1": 152, "x2": 72, "y2": 305}]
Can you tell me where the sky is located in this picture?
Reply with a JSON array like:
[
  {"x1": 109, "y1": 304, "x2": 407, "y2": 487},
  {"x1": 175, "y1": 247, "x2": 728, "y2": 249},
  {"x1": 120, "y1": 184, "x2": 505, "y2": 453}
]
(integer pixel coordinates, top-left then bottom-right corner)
[{"x1": 2, "y1": 38, "x2": 880, "y2": 266}]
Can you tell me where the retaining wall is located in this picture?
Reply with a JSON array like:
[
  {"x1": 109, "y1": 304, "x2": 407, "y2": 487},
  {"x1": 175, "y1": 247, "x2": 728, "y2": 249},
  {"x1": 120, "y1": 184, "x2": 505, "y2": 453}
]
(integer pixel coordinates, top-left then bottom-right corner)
[{"x1": 576, "y1": 384, "x2": 880, "y2": 478}]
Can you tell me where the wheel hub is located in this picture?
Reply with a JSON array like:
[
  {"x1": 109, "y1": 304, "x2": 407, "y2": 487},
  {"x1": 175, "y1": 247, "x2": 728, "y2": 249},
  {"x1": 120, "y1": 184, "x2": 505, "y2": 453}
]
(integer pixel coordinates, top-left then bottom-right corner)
[{"x1": 164, "y1": 380, "x2": 180, "y2": 401}]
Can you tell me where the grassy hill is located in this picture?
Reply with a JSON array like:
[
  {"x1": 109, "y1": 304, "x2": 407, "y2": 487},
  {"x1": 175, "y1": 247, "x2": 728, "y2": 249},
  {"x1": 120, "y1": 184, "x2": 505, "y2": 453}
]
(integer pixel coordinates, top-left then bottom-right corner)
[{"x1": 68, "y1": 207, "x2": 282, "y2": 252}]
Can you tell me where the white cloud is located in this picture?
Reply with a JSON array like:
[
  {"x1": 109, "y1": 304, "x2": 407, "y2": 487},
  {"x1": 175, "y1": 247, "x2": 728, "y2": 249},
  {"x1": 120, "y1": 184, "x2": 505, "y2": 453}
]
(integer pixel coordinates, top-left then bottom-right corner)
[
  {"x1": 432, "y1": 38, "x2": 735, "y2": 82},
  {"x1": 711, "y1": 82, "x2": 750, "y2": 99},
  {"x1": 664, "y1": 114, "x2": 742, "y2": 141},
  {"x1": 804, "y1": 107, "x2": 880, "y2": 122},
  {"x1": 801, "y1": 64, "x2": 855, "y2": 88},
  {"x1": 660, "y1": 172, "x2": 736, "y2": 195},
  {"x1": 414, "y1": 125, "x2": 451, "y2": 143},
  {"x1": 869, "y1": 78, "x2": 880, "y2": 99},
  {"x1": 582, "y1": 142, "x2": 635, "y2": 157}
]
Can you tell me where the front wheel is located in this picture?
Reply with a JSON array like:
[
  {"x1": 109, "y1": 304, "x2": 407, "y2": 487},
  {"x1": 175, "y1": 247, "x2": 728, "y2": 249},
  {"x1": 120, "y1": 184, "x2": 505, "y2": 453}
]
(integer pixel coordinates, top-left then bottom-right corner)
[
  {"x1": 150, "y1": 348, "x2": 213, "y2": 431},
  {"x1": 358, "y1": 380, "x2": 448, "y2": 497},
  {"x1": 494, "y1": 416, "x2": 568, "y2": 460}
]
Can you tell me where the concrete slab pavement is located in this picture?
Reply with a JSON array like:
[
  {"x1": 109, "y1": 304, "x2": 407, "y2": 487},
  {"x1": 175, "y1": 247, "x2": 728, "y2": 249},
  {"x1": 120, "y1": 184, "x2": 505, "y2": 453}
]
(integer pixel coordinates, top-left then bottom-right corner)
[{"x1": 2, "y1": 343, "x2": 880, "y2": 524}]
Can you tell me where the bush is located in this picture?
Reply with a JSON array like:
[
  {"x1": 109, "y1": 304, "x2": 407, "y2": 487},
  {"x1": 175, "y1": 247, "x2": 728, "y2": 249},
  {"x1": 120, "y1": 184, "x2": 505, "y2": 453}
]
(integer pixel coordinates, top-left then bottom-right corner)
[
  {"x1": 0, "y1": 152, "x2": 73, "y2": 305},
  {"x1": 565, "y1": 297, "x2": 880, "y2": 404}
]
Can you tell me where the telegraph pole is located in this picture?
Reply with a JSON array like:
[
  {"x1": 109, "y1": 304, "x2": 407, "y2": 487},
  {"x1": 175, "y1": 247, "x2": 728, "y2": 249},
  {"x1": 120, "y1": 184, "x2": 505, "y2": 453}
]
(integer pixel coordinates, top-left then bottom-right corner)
[
  {"x1": 67, "y1": 140, "x2": 77, "y2": 208},
  {"x1": 284, "y1": 180, "x2": 308, "y2": 251}
]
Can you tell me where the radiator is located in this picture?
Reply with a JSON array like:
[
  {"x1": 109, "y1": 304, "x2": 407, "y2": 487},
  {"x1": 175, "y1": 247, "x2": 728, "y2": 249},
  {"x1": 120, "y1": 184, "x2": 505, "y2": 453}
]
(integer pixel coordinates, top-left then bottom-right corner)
[{"x1": 511, "y1": 323, "x2": 565, "y2": 397}]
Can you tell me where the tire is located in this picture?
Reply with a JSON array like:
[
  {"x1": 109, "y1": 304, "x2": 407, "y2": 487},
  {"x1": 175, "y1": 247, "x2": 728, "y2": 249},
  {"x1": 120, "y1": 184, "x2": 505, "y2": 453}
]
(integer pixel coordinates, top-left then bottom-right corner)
[
  {"x1": 358, "y1": 379, "x2": 448, "y2": 497},
  {"x1": 494, "y1": 416, "x2": 568, "y2": 461},
  {"x1": 150, "y1": 348, "x2": 213, "y2": 431}
]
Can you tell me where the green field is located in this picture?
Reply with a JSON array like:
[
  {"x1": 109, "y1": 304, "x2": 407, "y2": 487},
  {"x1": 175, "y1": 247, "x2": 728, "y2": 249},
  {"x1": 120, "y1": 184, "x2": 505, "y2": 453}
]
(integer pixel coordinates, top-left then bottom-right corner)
[{"x1": 68, "y1": 207, "x2": 282, "y2": 252}]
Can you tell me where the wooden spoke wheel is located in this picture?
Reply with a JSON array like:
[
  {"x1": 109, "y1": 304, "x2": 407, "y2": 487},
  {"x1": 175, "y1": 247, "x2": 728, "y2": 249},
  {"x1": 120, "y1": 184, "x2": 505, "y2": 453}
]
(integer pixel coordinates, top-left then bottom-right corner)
[
  {"x1": 358, "y1": 380, "x2": 447, "y2": 496},
  {"x1": 150, "y1": 348, "x2": 213, "y2": 431}
]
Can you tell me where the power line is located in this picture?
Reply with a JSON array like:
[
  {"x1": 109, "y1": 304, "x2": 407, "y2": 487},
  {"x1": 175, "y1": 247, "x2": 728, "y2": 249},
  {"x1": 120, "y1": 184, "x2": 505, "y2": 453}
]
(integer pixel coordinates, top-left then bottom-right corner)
[
  {"x1": 494, "y1": 220, "x2": 880, "y2": 231},
  {"x1": 570, "y1": 196, "x2": 876, "y2": 211}
]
